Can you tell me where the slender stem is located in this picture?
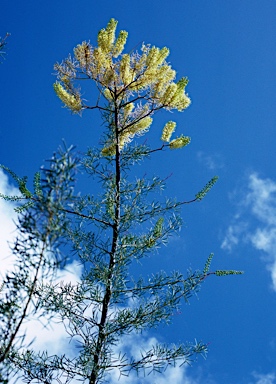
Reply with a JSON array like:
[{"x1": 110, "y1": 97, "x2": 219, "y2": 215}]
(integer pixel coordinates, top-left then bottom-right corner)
[
  {"x1": 89, "y1": 94, "x2": 121, "y2": 384},
  {"x1": 61, "y1": 207, "x2": 112, "y2": 227}
]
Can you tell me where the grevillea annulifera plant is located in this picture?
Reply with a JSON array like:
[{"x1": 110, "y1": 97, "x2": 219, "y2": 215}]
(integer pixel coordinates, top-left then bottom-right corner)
[{"x1": 0, "y1": 19, "x2": 242, "y2": 384}]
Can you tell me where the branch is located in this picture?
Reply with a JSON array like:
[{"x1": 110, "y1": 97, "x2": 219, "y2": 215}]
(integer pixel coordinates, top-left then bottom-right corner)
[{"x1": 61, "y1": 207, "x2": 112, "y2": 227}]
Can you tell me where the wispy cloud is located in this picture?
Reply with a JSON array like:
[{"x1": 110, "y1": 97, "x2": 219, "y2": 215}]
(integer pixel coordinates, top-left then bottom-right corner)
[
  {"x1": 197, "y1": 151, "x2": 224, "y2": 171},
  {"x1": 0, "y1": 169, "x2": 19, "y2": 275},
  {"x1": 221, "y1": 221, "x2": 248, "y2": 252},
  {"x1": 221, "y1": 173, "x2": 276, "y2": 290},
  {"x1": 251, "y1": 371, "x2": 276, "y2": 384}
]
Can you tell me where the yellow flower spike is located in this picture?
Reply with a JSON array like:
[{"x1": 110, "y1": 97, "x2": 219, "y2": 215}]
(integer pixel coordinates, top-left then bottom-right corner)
[
  {"x1": 105, "y1": 18, "x2": 118, "y2": 49},
  {"x1": 135, "y1": 53, "x2": 147, "y2": 73},
  {"x1": 74, "y1": 41, "x2": 92, "y2": 68},
  {"x1": 103, "y1": 68, "x2": 116, "y2": 86},
  {"x1": 170, "y1": 78, "x2": 188, "y2": 102},
  {"x1": 176, "y1": 77, "x2": 189, "y2": 89},
  {"x1": 53, "y1": 82, "x2": 82, "y2": 113},
  {"x1": 153, "y1": 66, "x2": 176, "y2": 97},
  {"x1": 120, "y1": 54, "x2": 132, "y2": 85},
  {"x1": 103, "y1": 88, "x2": 113, "y2": 101},
  {"x1": 97, "y1": 29, "x2": 108, "y2": 53},
  {"x1": 156, "y1": 65, "x2": 176, "y2": 83},
  {"x1": 146, "y1": 47, "x2": 160, "y2": 68},
  {"x1": 98, "y1": 19, "x2": 117, "y2": 54},
  {"x1": 123, "y1": 102, "x2": 135, "y2": 118},
  {"x1": 161, "y1": 121, "x2": 176, "y2": 142},
  {"x1": 119, "y1": 131, "x2": 132, "y2": 148},
  {"x1": 159, "y1": 83, "x2": 178, "y2": 105},
  {"x1": 173, "y1": 93, "x2": 191, "y2": 111},
  {"x1": 169, "y1": 135, "x2": 191, "y2": 149},
  {"x1": 118, "y1": 116, "x2": 153, "y2": 151},
  {"x1": 136, "y1": 73, "x2": 153, "y2": 89},
  {"x1": 129, "y1": 116, "x2": 153, "y2": 135},
  {"x1": 92, "y1": 48, "x2": 103, "y2": 73},
  {"x1": 155, "y1": 47, "x2": 170, "y2": 66},
  {"x1": 92, "y1": 47, "x2": 111, "y2": 76},
  {"x1": 167, "y1": 77, "x2": 190, "y2": 110},
  {"x1": 141, "y1": 73, "x2": 156, "y2": 89},
  {"x1": 153, "y1": 80, "x2": 165, "y2": 97},
  {"x1": 113, "y1": 30, "x2": 128, "y2": 58}
]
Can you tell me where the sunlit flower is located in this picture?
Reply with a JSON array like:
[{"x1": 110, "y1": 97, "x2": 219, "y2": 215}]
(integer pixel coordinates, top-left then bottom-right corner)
[
  {"x1": 171, "y1": 93, "x2": 191, "y2": 111},
  {"x1": 123, "y1": 102, "x2": 135, "y2": 118},
  {"x1": 120, "y1": 54, "x2": 132, "y2": 85},
  {"x1": 53, "y1": 82, "x2": 82, "y2": 113},
  {"x1": 161, "y1": 121, "x2": 176, "y2": 142},
  {"x1": 159, "y1": 83, "x2": 178, "y2": 105},
  {"x1": 103, "y1": 67, "x2": 116, "y2": 86},
  {"x1": 103, "y1": 88, "x2": 113, "y2": 101},
  {"x1": 98, "y1": 18, "x2": 117, "y2": 53},
  {"x1": 74, "y1": 41, "x2": 92, "y2": 68},
  {"x1": 113, "y1": 30, "x2": 128, "y2": 58},
  {"x1": 169, "y1": 135, "x2": 191, "y2": 149},
  {"x1": 54, "y1": 18, "x2": 192, "y2": 149},
  {"x1": 92, "y1": 47, "x2": 111, "y2": 76},
  {"x1": 128, "y1": 116, "x2": 153, "y2": 135},
  {"x1": 146, "y1": 46, "x2": 170, "y2": 68}
]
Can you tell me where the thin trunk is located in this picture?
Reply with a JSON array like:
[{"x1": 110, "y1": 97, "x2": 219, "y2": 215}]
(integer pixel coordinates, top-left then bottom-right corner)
[{"x1": 89, "y1": 97, "x2": 121, "y2": 384}]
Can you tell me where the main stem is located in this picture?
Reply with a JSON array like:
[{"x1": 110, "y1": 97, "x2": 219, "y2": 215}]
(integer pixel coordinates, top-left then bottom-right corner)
[{"x1": 89, "y1": 97, "x2": 121, "y2": 384}]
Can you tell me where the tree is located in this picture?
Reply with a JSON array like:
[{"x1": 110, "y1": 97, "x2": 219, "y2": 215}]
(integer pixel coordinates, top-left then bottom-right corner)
[{"x1": 0, "y1": 19, "x2": 242, "y2": 384}]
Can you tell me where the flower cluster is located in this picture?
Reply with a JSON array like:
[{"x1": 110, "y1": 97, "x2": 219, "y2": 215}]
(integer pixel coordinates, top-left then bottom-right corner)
[
  {"x1": 102, "y1": 116, "x2": 153, "y2": 156},
  {"x1": 169, "y1": 135, "x2": 191, "y2": 149},
  {"x1": 53, "y1": 82, "x2": 82, "y2": 113},
  {"x1": 161, "y1": 121, "x2": 190, "y2": 150},
  {"x1": 54, "y1": 19, "x2": 191, "y2": 153},
  {"x1": 161, "y1": 121, "x2": 176, "y2": 142}
]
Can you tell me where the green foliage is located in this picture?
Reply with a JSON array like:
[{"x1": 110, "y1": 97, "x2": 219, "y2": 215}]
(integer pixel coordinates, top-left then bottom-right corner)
[{"x1": 0, "y1": 164, "x2": 32, "y2": 198}]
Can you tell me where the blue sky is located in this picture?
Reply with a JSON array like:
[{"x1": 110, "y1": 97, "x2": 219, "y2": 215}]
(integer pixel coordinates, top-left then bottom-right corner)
[{"x1": 1, "y1": 1, "x2": 276, "y2": 383}]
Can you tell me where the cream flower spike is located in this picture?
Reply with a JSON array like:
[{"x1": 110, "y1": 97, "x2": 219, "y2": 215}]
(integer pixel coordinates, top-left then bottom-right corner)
[
  {"x1": 53, "y1": 82, "x2": 82, "y2": 113},
  {"x1": 169, "y1": 135, "x2": 191, "y2": 149},
  {"x1": 161, "y1": 121, "x2": 176, "y2": 142}
]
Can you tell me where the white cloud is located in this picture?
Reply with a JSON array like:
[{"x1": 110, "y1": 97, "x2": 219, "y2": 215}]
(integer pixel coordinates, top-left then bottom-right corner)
[
  {"x1": 221, "y1": 173, "x2": 276, "y2": 290},
  {"x1": 246, "y1": 174, "x2": 276, "y2": 226},
  {"x1": 221, "y1": 222, "x2": 247, "y2": 252},
  {"x1": 0, "y1": 169, "x2": 19, "y2": 274},
  {"x1": 252, "y1": 372, "x2": 276, "y2": 384}
]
